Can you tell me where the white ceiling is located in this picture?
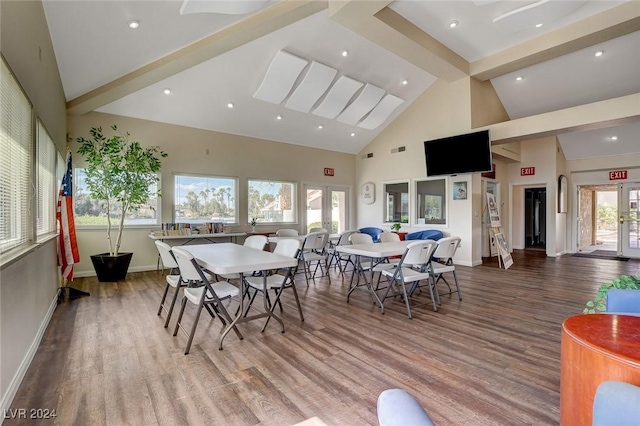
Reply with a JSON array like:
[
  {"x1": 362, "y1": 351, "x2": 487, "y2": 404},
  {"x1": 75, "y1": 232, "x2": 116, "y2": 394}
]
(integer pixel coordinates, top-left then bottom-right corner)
[{"x1": 43, "y1": 0, "x2": 640, "y2": 159}]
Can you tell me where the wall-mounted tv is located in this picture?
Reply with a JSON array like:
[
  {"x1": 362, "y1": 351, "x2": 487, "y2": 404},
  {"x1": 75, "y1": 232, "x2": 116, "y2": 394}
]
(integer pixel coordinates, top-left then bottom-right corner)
[{"x1": 424, "y1": 130, "x2": 492, "y2": 176}]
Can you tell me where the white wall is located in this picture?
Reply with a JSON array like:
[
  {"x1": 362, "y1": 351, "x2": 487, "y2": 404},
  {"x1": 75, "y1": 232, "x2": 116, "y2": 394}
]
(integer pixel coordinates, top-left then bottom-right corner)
[
  {"x1": 0, "y1": 0, "x2": 67, "y2": 416},
  {"x1": 68, "y1": 112, "x2": 357, "y2": 276}
]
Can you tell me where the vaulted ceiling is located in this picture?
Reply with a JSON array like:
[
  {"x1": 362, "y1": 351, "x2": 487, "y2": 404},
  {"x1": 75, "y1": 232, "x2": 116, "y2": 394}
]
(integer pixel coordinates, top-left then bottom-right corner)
[{"x1": 43, "y1": 0, "x2": 640, "y2": 159}]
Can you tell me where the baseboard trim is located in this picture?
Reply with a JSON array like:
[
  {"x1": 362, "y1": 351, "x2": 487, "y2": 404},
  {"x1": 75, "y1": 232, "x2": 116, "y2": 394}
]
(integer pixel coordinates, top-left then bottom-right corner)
[
  {"x1": 0, "y1": 293, "x2": 59, "y2": 423},
  {"x1": 74, "y1": 264, "x2": 156, "y2": 278}
]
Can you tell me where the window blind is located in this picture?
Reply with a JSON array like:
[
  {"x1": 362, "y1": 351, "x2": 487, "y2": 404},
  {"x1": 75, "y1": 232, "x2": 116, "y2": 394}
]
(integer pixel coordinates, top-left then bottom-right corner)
[
  {"x1": 37, "y1": 119, "x2": 57, "y2": 239},
  {"x1": 0, "y1": 58, "x2": 33, "y2": 253}
]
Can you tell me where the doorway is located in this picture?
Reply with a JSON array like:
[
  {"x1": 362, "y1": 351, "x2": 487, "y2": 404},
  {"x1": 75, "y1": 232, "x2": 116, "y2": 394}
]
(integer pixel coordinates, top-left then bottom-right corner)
[
  {"x1": 576, "y1": 184, "x2": 618, "y2": 253},
  {"x1": 525, "y1": 188, "x2": 546, "y2": 250},
  {"x1": 620, "y1": 182, "x2": 640, "y2": 258},
  {"x1": 303, "y1": 184, "x2": 350, "y2": 234}
]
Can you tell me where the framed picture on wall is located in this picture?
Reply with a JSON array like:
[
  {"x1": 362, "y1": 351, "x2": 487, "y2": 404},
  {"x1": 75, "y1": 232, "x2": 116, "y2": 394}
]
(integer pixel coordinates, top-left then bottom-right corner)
[
  {"x1": 453, "y1": 181, "x2": 467, "y2": 200},
  {"x1": 361, "y1": 182, "x2": 375, "y2": 205},
  {"x1": 558, "y1": 175, "x2": 568, "y2": 213}
]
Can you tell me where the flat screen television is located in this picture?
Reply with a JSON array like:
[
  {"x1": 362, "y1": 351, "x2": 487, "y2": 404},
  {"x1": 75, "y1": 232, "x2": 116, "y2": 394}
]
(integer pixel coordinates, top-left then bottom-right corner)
[{"x1": 424, "y1": 130, "x2": 492, "y2": 176}]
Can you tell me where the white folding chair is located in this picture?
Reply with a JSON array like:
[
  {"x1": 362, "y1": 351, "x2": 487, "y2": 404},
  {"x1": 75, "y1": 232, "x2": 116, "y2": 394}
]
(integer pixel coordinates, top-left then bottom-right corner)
[
  {"x1": 276, "y1": 229, "x2": 299, "y2": 237},
  {"x1": 171, "y1": 246, "x2": 242, "y2": 354},
  {"x1": 244, "y1": 238, "x2": 304, "y2": 325},
  {"x1": 381, "y1": 240, "x2": 439, "y2": 318},
  {"x1": 300, "y1": 231, "x2": 330, "y2": 285},
  {"x1": 155, "y1": 240, "x2": 183, "y2": 328},
  {"x1": 218, "y1": 235, "x2": 268, "y2": 281},
  {"x1": 430, "y1": 236, "x2": 462, "y2": 301},
  {"x1": 379, "y1": 232, "x2": 401, "y2": 243},
  {"x1": 327, "y1": 229, "x2": 357, "y2": 273}
]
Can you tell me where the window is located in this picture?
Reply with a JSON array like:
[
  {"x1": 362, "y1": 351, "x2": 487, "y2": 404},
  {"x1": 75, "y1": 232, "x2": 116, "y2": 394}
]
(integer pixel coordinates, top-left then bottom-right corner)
[
  {"x1": 384, "y1": 181, "x2": 409, "y2": 223},
  {"x1": 174, "y1": 174, "x2": 237, "y2": 223},
  {"x1": 248, "y1": 179, "x2": 296, "y2": 224},
  {"x1": 74, "y1": 168, "x2": 160, "y2": 226},
  {"x1": 37, "y1": 120, "x2": 57, "y2": 239},
  {"x1": 1, "y1": 58, "x2": 33, "y2": 253},
  {"x1": 415, "y1": 178, "x2": 447, "y2": 226}
]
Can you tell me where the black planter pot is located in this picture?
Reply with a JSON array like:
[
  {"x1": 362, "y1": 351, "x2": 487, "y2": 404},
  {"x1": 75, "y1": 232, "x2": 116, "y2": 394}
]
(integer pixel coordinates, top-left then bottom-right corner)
[{"x1": 90, "y1": 252, "x2": 133, "y2": 282}]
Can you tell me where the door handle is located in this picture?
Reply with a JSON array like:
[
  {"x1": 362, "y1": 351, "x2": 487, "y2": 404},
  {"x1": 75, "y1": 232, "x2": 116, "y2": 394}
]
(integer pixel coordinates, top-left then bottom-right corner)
[{"x1": 620, "y1": 215, "x2": 625, "y2": 224}]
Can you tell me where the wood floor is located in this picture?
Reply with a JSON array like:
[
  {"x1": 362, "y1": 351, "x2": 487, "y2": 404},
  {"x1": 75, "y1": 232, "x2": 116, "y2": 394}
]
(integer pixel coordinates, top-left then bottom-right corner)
[{"x1": 8, "y1": 251, "x2": 640, "y2": 425}]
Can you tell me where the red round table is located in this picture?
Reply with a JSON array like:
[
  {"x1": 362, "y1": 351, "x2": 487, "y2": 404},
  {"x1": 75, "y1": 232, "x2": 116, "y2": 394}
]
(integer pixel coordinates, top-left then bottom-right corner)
[{"x1": 560, "y1": 314, "x2": 640, "y2": 425}]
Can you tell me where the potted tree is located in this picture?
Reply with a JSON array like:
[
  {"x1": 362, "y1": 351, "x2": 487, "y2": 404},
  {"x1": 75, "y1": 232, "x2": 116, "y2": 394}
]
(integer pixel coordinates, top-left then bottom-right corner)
[{"x1": 77, "y1": 125, "x2": 167, "y2": 282}]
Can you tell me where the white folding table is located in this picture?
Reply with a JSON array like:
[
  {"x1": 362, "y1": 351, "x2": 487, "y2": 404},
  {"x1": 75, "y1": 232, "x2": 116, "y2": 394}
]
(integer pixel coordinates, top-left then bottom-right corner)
[
  {"x1": 180, "y1": 243, "x2": 298, "y2": 349},
  {"x1": 335, "y1": 241, "x2": 413, "y2": 313}
]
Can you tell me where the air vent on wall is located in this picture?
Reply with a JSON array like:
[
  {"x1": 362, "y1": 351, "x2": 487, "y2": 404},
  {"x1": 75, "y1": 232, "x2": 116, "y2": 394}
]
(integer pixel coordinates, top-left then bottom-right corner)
[
  {"x1": 361, "y1": 152, "x2": 374, "y2": 159},
  {"x1": 391, "y1": 146, "x2": 406, "y2": 154}
]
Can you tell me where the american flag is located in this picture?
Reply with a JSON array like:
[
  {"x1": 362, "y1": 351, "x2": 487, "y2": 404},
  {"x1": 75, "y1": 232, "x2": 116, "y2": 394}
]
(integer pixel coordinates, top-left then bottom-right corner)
[{"x1": 57, "y1": 150, "x2": 79, "y2": 280}]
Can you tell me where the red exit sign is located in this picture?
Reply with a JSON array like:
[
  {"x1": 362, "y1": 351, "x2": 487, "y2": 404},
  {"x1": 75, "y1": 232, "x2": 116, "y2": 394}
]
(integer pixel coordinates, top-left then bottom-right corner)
[
  {"x1": 520, "y1": 167, "x2": 536, "y2": 176},
  {"x1": 324, "y1": 167, "x2": 334, "y2": 177},
  {"x1": 609, "y1": 170, "x2": 627, "y2": 180}
]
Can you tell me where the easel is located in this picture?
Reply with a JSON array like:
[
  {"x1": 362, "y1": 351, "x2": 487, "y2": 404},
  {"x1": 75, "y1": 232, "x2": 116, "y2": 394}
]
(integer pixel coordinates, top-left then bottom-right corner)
[{"x1": 485, "y1": 192, "x2": 513, "y2": 269}]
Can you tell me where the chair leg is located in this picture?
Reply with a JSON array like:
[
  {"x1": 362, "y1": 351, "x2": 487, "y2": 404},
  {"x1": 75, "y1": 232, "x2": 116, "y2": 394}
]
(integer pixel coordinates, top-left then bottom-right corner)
[
  {"x1": 452, "y1": 271, "x2": 462, "y2": 300},
  {"x1": 163, "y1": 284, "x2": 181, "y2": 328},
  {"x1": 173, "y1": 296, "x2": 188, "y2": 336},
  {"x1": 157, "y1": 282, "x2": 170, "y2": 316},
  {"x1": 399, "y1": 281, "x2": 412, "y2": 319},
  {"x1": 184, "y1": 299, "x2": 206, "y2": 355}
]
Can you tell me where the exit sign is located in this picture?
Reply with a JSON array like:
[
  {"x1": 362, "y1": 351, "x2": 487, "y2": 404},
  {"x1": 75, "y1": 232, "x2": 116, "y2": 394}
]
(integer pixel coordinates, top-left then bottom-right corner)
[
  {"x1": 324, "y1": 167, "x2": 334, "y2": 177},
  {"x1": 520, "y1": 167, "x2": 536, "y2": 176},
  {"x1": 609, "y1": 170, "x2": 627, "y2": 180}
]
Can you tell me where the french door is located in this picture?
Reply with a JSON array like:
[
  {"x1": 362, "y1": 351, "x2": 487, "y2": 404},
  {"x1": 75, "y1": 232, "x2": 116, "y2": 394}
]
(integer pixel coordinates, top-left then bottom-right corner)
[
  {"x1": 620, "y1": 182, "x2": 640, "y2": 258},
  {"x1": 303, "y1": 185, "x2": 350, "y2": 234}
]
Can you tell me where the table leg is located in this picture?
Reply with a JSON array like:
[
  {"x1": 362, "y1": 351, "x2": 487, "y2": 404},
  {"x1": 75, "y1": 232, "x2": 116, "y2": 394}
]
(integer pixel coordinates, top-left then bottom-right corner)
[
  {"x1": 346, "y1": 256, "x2": 384, "y2": 313},
  {"x1": 219, "y1": 272, "x2": 246, "y2": 350}
]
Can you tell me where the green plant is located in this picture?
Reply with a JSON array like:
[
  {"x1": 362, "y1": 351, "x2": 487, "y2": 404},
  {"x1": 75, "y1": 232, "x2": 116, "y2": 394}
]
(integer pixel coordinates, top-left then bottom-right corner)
[
  {"x1": 391, "y1": 223, "x2": 401, "y2": 232},
  {"x1": 77, "y1": 125, "x2": 167, "y2": 256},
  {"x1": 583, "y1": 274, "x2": 640, "y2": 313},
  {"x1": 250, "y1": 217, "x2": 257, "y2": 227}
]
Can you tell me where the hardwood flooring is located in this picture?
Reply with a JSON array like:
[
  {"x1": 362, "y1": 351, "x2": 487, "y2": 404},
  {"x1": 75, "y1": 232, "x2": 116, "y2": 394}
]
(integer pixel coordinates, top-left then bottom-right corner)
[{"x1": 7, "y1": 251, "x2": 640, "y2": 425}]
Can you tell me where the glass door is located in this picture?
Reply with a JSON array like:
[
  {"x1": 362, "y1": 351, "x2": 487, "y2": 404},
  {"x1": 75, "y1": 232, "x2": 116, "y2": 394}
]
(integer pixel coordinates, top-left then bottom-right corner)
[
  {"x1": 620, "y1": 182, "x2": 640, "y2": 258},
  {"x1": 303, "y1": 185, "x2": 349, "y2": 234}
]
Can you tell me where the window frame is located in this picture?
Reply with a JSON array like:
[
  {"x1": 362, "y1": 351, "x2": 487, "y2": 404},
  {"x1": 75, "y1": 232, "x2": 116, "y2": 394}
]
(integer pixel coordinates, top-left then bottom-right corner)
[
  {"x1": 73, "y1": 167, "x2": 162, "y2": 228},
  {"x1": 413, "y1": 176, "x2": 448, "y2": 228},
  {"x1": 0, "y1": 57, "x2": 34, "y2": 254},
  {"x1": 173, "y1": 173, "x2": 239, "y2": 225},
  {"x1": 247, "y1": 178, "x2": 298, "y2": 225},
  {"x1": 382, "y1": 180, "x2": 410, "y2": 224},
  {"x1": 36, "y1": 119, "x2": 58, "y2": 240}
]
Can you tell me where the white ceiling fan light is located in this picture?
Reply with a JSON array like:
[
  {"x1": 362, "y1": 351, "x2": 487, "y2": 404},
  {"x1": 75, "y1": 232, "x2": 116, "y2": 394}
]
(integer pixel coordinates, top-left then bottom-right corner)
[
  {"x1": 180, "y1": 0, "x2": 271, "y2": 16},
  {"x1": 357, "y1": 94, "x2": 404, "y2": 130},
  {"x1": 253, "y1": 50, "x2": 308, "y2": 105},
  {"x1": 312, "y1": 76, "x2": 364, "y2": 119},
  {"x1": 337, "y1": 83, "x2": 385, "y2": 126},
  {"x1": 285, "y1": 61, "x2": 337, "y2": 113},
  {"x1": 493, "y1": 0, "x2": 587, "y2": 34}
]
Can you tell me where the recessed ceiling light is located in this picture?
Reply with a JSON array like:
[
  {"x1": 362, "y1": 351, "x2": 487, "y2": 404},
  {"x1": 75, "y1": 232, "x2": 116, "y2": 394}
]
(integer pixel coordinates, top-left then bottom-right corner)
[
  {"x1": 448, "y1": 20, "x2": 459, "y2": 29},
  {"x1": 276, "y1": 115, "x2": 282, "y2": 120},
  {"x1": 350, "y1": 132, "x2": 356, "y2": 137},
  {"x1": 535, "y1": 23, "x2": 543, "y2": 28},
  {"x1": 609, "y1": 135, "x2": 618, "y2": 141},
  {"x1": 227, "y1": 102, "x2": 234, "y2": 108},
  {"x1": 128, "y1": 20, "x2": 140, "y2": 29},
  {"x1": 595, "y1": 50, "x2": 604, "y2": 57},
  {"x1": 401, "y1": 80, "x2": 408, "y2": 86},
  {"x1": 516, "y1": 76, "x2": 524, "y2": 81},
  {"x1": 342, "y1": 50, "x2": 348, "y2": 57},
  {"x1": 162, "y1": 88, "x2": 171, "y2": 95},
  {"x1": 318, "y1": 124, "x2": 324, "y2": 130}
]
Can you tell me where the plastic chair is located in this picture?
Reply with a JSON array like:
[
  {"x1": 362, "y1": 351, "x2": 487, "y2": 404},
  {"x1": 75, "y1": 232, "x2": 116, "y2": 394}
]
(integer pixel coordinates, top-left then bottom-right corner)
[
  {"x1": 377, "y1": 389, "x2": 436, "y2": 426},
  {"x1": 244, "y1": 238, "x2": 304, "y2": 325},
  {"x1": 358, "y1": 227, "x2": 384, "y2": 242},
  {"x1": 381, "y1": 240, "x2": 439, "y2": 318},
  {"x1": 380, "y1": 232, "x2": 401, "y2": 243},
  {"x1": 276, "y1": 229, "x2": 299, "y2": 237},
  {"x1": 405, "y1": 230, "x2": 444, "y2": 241},
  {"x1": 171, "y1": 246, "x2": 242, "y2": 354},
  {"x1": 218, "y1": 235, "x2": 268, "y2": 281},
  {"x1": 606, "y1": 289, "x2": 640, "y2": 314},
  {"x1": 593, "y1": 381, "x2": 640, "y2": 426},
  {"x1": 155, "y1": 240, "x2": 183, "y2": 328},
  {"x1": 300, "y1": 231, "x2": 330, "y2": 285},
  {"x1": 431, "y1": 236, "x2": 462, "y2": 301},
  {"x1": 327, "y1": 229, "x2": 357, "y2": 273}
]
